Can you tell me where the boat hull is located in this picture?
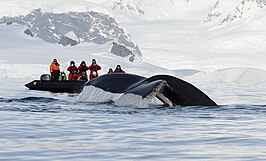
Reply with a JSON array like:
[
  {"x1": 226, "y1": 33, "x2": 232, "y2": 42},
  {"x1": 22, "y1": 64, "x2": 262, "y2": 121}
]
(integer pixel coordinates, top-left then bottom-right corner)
[{"x1": 25, "y1": 80, "x2": 86, "y2": 93}]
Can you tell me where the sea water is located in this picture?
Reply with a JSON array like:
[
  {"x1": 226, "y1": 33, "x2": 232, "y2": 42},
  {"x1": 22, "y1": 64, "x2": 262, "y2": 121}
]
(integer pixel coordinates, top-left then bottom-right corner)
[{"x1": 0, "y1": 79, "x2": 265, "y2": 161}]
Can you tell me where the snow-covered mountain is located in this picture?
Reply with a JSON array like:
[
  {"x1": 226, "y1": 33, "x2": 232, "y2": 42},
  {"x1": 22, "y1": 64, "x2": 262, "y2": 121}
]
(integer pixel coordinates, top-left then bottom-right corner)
[
  {"x1": 0, "y1": 9, "x2": 141, "y2": 62},
  {"x1": 110, "y1": 0, "x2": 266, "y2": 29},
  {"x1": 111, "y1": 0, "x2": 191, "y2": 20},
  {"x1": 204, "y1": 0, "x2": 266, "y2": 25},
  {"x1": 1, "y1": 0, "x2": 265, "y2": 23}
]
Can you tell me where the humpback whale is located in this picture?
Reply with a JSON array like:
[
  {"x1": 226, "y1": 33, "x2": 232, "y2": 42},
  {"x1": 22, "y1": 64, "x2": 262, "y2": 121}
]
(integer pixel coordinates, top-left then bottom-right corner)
[{"x1": 78, "y1": 73, "x2": 217, "y2": 107}]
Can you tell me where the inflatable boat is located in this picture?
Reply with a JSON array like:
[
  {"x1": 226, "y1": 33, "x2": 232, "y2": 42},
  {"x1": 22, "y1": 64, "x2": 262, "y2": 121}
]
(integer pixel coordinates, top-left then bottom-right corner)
[{"x1": 25, "y1": 74, "x2": 86, "y2": 93}]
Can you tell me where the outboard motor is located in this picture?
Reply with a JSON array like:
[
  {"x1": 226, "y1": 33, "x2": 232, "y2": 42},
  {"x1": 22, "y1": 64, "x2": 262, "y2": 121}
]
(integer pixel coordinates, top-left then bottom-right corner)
[{"x1": 40, "y1": 74, "x2": 51, "y2": 81}]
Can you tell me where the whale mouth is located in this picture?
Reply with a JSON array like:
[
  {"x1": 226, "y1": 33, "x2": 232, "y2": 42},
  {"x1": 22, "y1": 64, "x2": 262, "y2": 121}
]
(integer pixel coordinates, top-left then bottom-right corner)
[{"x1": 78, "y1": 73, "x2": 217, "y2": 107}]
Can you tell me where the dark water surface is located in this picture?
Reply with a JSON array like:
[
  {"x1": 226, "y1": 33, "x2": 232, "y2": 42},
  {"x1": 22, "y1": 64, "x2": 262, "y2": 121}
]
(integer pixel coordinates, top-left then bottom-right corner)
[{"x1": 0, "y1": 79, "x2": 265, "y2": 160}]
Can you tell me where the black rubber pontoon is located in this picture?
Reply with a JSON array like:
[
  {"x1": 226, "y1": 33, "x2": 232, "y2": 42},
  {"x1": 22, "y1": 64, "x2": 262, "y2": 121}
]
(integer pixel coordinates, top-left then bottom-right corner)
[{"x1": 25, "y1": 80, "x2": 86, "y2": 93}]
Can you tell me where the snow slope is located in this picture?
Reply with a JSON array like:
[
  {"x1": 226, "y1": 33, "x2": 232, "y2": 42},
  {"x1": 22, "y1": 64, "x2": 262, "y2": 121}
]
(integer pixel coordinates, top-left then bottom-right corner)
[
  {"x1": 108, "y1": 0, "x2": 266, "y2": 72},
  {"x1": 0, "y1": 0, "x2": 265, "y2": 74},
  {"x1": 186, "y1": 67, "x2": 266, "y2": 84},
  {"x1": 0, "y1": 24, "x2": 172, "y2": 79},
  {"x1": 1, "y1": 23, "x2": 266, "y2": 85}
]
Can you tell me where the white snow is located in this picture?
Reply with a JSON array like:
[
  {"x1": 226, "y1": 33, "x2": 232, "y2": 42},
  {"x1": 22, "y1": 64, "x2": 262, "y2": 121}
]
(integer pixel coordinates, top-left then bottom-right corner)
[
  {"x1": 186, "y1": 67, "x2": 266, "y2": 84},
  {"x1": 0, "y1": 0, "x2": 266, "y2": 105},
  {"x1": 0, "y1": 0, "x2": 111, "y2": 17},
  {"x1": 65, "y1": 31, "x2": 79, "y2": 43}
]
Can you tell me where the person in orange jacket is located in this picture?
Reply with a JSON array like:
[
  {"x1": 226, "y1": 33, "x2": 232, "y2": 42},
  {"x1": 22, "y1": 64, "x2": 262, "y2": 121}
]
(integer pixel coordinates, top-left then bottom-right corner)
[
  {"x1": 67, "y1": 61, "x2": 78, "y2": 80},
  {"x1": 88, "y1": 59, "x2": 101, "y2": 80},
  {"x1": 50, "y1": 59, "x2": 60, "y2": 81}
]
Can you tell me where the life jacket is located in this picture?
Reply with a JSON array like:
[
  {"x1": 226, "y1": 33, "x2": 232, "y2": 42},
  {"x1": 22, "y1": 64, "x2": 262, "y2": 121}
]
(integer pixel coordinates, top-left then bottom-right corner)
[
  {"x1": 67, "y1": 66, "x2": 78, "y2": 80},
  {"x1": 67, "y1": 66, "x2": 78, "y2": 74},
  {"x1": 88, "y1": 64, "x2": 101, "y2": 80},
  {"x1": 79, "y1": 66, "x2": 88, "y2": 72},
  {"x1": 68, "y1": 72, "x2": 78, "y2": 80},
  {"x1": 50, "y1": 62, "x2": 60, "y2": 72},
  {"x1": 59, "y1": 75, "x2": 67, "y2": 81}
]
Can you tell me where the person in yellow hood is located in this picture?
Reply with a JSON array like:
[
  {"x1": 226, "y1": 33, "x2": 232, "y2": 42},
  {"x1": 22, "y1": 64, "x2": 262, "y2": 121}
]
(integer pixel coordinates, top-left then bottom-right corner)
[{"x1": 50, "y1": 59, "x2": 60, "y2": 81}]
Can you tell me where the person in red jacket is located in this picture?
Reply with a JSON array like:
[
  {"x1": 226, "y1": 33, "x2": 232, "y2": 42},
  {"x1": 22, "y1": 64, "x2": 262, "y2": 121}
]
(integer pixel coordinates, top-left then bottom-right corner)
[
  {"x1": 67, "y1": 61, "x2": 78, "y2": 80},
  {"x1": 88, "y1": 59, "x2": 101, "y2": 80},
  {"x1": 113, "y1": 65, "x2": 125, "y2": 73},
  {"x1": 77, "y1": 61, "x2": 89, "y2": 79},
  {"x1": 107, "y1": 68, "x2": 113, "y2": 74}
]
